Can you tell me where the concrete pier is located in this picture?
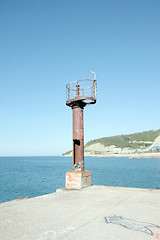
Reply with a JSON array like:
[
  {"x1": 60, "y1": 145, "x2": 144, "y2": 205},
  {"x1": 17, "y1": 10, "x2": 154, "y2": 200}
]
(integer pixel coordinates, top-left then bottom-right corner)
[{"x1": 0, "y1": 185, "x2": 160, "y2": 240}]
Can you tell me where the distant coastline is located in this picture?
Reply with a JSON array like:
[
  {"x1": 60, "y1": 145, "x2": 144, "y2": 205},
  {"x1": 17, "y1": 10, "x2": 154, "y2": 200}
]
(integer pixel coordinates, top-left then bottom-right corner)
[
  {"x1": 64, "y1": 152, "x2": 160, "y2": 159},
  {"x1": 63, "y1": 129, "x2": 160, "y2": 158}
]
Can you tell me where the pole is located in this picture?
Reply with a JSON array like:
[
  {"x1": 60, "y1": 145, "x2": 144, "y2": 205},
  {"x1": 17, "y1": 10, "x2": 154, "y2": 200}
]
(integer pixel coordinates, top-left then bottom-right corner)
[{"x1": 72, "y1": 103, "x2": 84, "y2": 171}]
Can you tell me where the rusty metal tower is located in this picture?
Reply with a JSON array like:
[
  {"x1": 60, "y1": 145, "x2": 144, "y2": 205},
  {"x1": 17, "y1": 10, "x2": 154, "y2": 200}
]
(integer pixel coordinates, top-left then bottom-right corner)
[{"x1": 65, "y1": 71, "x2": 97, "y2": 189}]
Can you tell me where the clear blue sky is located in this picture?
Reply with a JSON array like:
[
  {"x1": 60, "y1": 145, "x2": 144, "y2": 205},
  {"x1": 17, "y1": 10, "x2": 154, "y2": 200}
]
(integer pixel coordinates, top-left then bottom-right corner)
[{"x1": 0, "y1": 0, "x2": 160, "y2": 156}]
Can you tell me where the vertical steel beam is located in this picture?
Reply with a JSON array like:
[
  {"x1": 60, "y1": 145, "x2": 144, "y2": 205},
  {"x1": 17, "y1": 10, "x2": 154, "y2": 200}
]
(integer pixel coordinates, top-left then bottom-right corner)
[{"x1": 72, "y1": 104, "x2": 84, "y2": 171}]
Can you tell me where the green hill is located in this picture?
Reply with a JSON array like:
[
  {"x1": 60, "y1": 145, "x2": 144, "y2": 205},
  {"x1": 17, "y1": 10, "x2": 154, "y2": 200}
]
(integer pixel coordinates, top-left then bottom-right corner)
[
  {"x1": 85, "y1": 129, "x2": 160, "y2": 149},
  {"x1": 63, "y1": 129, "x2": 160, "y2": 156}
]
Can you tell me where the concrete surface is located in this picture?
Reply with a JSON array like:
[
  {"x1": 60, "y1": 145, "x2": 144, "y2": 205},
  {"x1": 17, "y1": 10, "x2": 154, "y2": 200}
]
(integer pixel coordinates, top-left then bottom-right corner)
[{"x1": 0, "y1": 185, "x2": 160, "y2": 240}]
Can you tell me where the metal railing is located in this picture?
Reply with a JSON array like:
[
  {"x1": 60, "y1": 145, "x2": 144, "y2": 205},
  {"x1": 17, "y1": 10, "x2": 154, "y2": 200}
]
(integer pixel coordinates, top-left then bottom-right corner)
[{"x1": 66, "y1": 79, "x2": 97, "y2": 105}]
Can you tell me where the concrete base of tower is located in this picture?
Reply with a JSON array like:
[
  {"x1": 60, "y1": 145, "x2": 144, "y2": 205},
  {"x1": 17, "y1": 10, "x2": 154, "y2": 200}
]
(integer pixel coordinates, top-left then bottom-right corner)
[{"x1": 66, "y1": 171, "x2": 91, "y2": 189}]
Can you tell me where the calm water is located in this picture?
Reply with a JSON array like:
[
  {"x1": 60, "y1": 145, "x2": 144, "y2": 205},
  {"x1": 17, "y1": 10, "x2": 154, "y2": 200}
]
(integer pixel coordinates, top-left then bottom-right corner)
[{"x1": 0, "y1": 156, "x2": 160, "y2": 203}]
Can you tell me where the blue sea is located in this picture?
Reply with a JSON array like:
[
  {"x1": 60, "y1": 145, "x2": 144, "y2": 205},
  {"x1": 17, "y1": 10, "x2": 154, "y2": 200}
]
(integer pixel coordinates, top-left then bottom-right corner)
[{"x1": 0, "y1": 156, "x2": 160, "y2": 203}]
